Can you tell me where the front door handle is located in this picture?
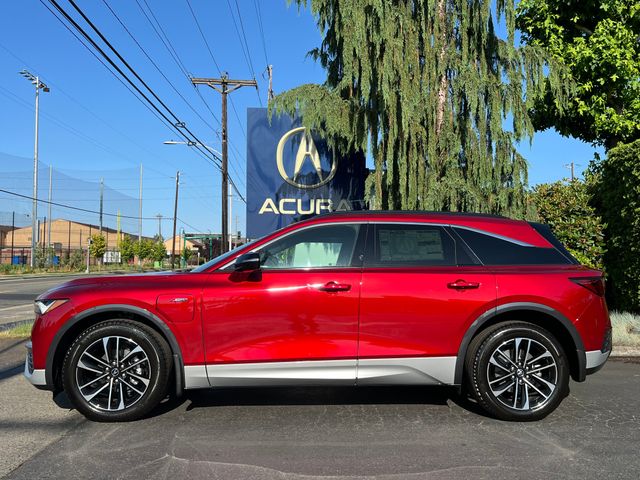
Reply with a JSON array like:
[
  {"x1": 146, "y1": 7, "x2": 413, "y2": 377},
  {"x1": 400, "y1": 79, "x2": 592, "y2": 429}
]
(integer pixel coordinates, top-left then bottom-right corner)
[
  {"x1": 447, "y1": 279, "x2": 480, "y2": 290},
  {"x1": 316, "y1": 281, "x2": 352, "y2": 293}
]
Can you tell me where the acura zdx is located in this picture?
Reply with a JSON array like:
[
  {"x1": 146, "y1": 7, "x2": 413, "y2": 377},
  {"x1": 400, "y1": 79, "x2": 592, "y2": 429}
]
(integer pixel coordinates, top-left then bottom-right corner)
[{"x1": 25, "y1": 212, "x2": 611, "y2": 421}]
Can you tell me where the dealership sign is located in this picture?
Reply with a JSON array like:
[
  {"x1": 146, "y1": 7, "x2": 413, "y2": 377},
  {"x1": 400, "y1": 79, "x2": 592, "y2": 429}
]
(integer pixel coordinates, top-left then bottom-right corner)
[{"x1": 246, "y1": 108, "x2": 366, "y2": 238}]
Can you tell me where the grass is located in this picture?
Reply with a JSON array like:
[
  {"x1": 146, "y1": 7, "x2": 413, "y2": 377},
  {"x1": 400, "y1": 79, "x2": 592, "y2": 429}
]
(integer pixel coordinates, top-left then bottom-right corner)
[
  {"x1": 610, "y1": 311, "x2": 640, "y2": 348},
  {"x1": 0, "y1": 321, "x2": 33, "y2": 339}
]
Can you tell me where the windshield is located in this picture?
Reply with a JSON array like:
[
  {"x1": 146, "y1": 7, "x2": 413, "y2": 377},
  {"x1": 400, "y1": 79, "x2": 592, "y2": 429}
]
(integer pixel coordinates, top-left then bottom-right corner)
[{"x1": 191, "y1": 237, "x2": 262, "y2": 272}]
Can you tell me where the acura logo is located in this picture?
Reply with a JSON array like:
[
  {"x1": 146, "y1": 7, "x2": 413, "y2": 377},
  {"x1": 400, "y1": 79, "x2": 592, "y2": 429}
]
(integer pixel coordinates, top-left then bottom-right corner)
[{"x1": 276, "y1": 127, "x2": 337, "y2": 189}]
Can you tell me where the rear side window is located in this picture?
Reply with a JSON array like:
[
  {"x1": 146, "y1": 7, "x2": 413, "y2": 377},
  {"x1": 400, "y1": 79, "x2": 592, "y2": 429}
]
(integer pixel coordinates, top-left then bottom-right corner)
[
  {"x1": 453, "y1": 228, "x2": 571, "y2": 265},
  {"x1": 366, "y1": 224, "x2": 458, "y2": 266},
  {"x1": 529, "y1": 222, "x2": 579, "y2": 264}
]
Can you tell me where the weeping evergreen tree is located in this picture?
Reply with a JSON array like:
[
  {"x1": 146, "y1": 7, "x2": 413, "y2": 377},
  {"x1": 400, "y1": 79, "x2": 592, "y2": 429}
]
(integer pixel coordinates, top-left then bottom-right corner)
[{"x1": 271, "y1": 0, "x2": 571, "y2": 216}]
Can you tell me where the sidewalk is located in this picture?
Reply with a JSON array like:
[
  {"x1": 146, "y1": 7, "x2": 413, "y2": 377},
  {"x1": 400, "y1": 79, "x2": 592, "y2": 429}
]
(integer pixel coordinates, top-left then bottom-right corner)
[{"x1": 0, "y1": 337, "x2": 82, "y2": 477}]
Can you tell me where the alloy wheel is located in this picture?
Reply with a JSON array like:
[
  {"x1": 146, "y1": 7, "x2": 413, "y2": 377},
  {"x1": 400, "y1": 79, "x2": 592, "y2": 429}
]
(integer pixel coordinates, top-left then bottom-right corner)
[
  {"x1": 75, "y1": 336, "x2": 151, "y2": 411},
  {"x1": 486, "y1": 336, "x2": 558, "y2": 412}
]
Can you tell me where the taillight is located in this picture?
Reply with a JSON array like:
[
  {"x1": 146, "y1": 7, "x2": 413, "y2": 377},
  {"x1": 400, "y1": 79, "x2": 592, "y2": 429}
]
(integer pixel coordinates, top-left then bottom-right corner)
[{"x1": 570, "y1": 277, "x2": 605, "y2": 296}]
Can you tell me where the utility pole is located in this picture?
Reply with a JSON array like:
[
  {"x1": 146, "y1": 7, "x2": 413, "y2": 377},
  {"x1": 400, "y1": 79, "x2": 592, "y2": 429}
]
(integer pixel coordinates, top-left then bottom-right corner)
[
  {"x1": 564, "y1": 162, "x2": 579, "y2": 181},
  {"x1": 20, "y1": 70, "x2": 50, "y2": 268},
  {"x1": 99, "y1": 178, "x2": 104, "y2": 234},
  {"x1": 171, "y1": 171, "x2": 180, "y2": 269},
  {"x1": 137, "y1": 165, "x2": 143, "y2": 267},
  {"x1": 47, "y1": 164, "x2": 52, "y2": 265},
  {"x1": 155, "y1": 214, "x2": 163, "y2": 240},
  {"x1": 264, "y1": 65, "x2": 274, "y2": 102},
  {"x1": 191, "y1": 73, "x2": 257, "y2": 253},
  {"x1": 228, "y1": 188, "x2": 233, "y2": 251},
  {"x1": 10, "y1": 212, "x2": 15, "y2": 264}
]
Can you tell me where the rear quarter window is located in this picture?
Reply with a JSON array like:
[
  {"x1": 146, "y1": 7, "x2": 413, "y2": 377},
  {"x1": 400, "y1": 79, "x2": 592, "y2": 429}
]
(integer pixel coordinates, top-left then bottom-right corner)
[{"x1": 453, "y1": 227, "x2": 571, "y2": 265}]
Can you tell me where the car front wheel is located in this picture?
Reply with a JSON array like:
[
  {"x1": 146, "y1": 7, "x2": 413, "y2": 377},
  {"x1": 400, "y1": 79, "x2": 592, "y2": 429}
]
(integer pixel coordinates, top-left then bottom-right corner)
[
  {"x1": 466, "y1": 321, "x2": 569, "y2": 421},
  {"x1": 62, "y1": 319, "x2": 172, "y2": 422}
]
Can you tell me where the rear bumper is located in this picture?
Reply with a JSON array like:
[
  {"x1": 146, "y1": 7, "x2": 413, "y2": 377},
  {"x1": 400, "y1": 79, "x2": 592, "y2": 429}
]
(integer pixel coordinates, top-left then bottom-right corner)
[
  {"x1": 23, "y1": 341, "x2": 48, "y2": 389},
  {"x1": 585, "y1": 349, "x2": 610, "y2": 375}
]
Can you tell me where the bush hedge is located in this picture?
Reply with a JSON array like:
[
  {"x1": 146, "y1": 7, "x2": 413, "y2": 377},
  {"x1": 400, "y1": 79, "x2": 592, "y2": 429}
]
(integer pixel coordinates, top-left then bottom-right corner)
[
  {"x1": 592, "y1": 139, "x2": 640, "y2": 313},
  {"x1": 532, "y1": 180, "x2": 605, "y2": 270}
]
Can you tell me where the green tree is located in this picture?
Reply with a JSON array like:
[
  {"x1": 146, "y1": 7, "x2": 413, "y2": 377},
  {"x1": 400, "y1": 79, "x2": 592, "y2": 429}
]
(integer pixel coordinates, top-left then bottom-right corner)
[
  {"x1": 590, "y1": 140, "x2": 640, "y2": 312},
  {"x1": 532, "y1": 180, "x2": 605, "y2": 269},
  {"x1": 181, "y1": 247, "x2": 193, "y2": 265},
  {"x1": 119, "y1": 235, "x2": 136, "y2": 263},
  {"x1": 134, "y1": 239, "x2": 154, "y2": 262},
  {"x1": 89, "y1": 234, "x2": 106, "y2": 262},
  {"x1": 272, "y1": 0, "x2": 570, "y2": 216},
  {"x1": 150, "y1": 241, "x2": 167, "y2": 263},
  {"x1": 517, "y1": 0, "x2": 640, "y2": 149}
]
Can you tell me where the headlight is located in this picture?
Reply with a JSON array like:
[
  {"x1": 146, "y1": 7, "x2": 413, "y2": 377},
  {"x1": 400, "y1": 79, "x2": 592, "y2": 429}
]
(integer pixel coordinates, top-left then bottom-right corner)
[{"x1": 34, "y1": 299, "x2": 68, "y2": 315}]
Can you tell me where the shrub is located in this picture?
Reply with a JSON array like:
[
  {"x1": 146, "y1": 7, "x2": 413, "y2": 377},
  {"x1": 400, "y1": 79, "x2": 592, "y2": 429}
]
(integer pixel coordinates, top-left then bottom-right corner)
[
  {"x1": 67, "y1": 250, "x2": 85, "y2": 270},
  {"x1": 134, "y1": 239, "x2": 154, "y2": 262},
  {"x1": 150, "y1": 241, "x2": 167, "y2": 263},
  {"x1": 532, "y1": 180, "x2": 605, "y2": 269},
  {"x1": 89, "y1": 234, "x2": 106, "y2": 262},
  {"x1": 119, "y1": 235, "x2": 136, "y2": 263},
  {"x1": 592, "y1": 139, "x2": 640, "y2": 312}
]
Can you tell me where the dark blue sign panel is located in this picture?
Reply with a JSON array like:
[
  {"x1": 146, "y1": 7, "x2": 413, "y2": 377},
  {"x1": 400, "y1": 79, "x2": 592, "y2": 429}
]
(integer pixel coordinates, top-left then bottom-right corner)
[{"x1": 246, "y1": 108, "x2": 366, "y2": 238}]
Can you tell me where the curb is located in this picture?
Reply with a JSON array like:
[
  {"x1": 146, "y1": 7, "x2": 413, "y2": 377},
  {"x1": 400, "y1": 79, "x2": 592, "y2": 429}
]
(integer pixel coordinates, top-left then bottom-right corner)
[
  {"x1": 610, "y1": 347, "x2": 640, "y2": 357},
  {"x1": 0, "y1": 319, "x2": 33, "y2": 333}
]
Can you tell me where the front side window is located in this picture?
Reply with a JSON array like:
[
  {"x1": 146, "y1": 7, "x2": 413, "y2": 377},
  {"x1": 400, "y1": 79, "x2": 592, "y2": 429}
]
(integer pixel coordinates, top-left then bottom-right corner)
[
  {"x1": 366, "y1": 224, "x2": 457, "y2": 266},
  {"x1": 258, "y1": 224, "x2": 361, "y2": 269}
]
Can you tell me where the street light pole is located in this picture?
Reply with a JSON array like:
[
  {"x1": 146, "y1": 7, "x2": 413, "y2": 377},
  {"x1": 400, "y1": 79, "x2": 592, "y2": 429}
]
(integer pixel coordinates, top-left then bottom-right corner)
[
  {"x1": 171, "y1": 171, "x2": 180, "y2": 269},
  {"x1": 20, "y1": 70, "x2": 50, "y2": 268}
]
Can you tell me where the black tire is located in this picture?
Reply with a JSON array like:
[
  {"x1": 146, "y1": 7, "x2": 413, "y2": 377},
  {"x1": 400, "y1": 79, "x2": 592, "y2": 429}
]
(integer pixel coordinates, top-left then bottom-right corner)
[
  {"x1": 465, "y1": 321, "x2": 569, "y2": 421},
  {"x1": 62, "y1": 319, "x2": 172, "y2": 422}
]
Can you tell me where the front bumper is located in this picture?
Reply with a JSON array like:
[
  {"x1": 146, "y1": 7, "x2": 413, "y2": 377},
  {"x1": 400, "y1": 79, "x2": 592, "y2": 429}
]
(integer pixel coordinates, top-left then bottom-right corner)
[{"x1": 23, "y1": 341, "x2": 47, "y2": 387}]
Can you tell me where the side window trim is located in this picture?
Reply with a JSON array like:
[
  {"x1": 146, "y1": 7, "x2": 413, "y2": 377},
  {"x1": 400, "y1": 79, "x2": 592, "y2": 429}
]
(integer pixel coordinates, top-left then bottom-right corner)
[{"x1": 447, "y1": 227, "x2": 483, "y2": 266}]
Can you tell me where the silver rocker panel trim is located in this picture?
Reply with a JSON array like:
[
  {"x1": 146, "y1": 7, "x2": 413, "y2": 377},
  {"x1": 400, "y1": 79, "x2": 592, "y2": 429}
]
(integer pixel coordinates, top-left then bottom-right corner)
[
  {"x1": 184, "y1": 365, "x2": 210, "y2": 388},
  {"x1": 183, "y1": 357, "x2": 458, "y2": 389},
  {"x1": 205, "y1": 359, "x2": 356, "y2": 387},
  {"x1": 357, "y1": 357, "x2": 456, "y2": 385}
]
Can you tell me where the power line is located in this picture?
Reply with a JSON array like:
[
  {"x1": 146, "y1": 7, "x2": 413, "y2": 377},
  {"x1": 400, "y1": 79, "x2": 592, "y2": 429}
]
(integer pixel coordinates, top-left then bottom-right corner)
[
  {"x1": 38, "y1": 0, "x2": 179, "y2": 140},
  {"x1": 0, "y1": 42, "x2": 173, "y2": 177},
  {"x1": 45, "y1": 0, "x2": 224, "y2": 173},
  {"x1": 227, "y1": 0, "x2": 262, "y2": 107},
  {"x1": 0, "y1": 188, "x2": 171, "y2": 220},
  {"x1": 253, "y1": 0, "x2": 270, "y2": 66},
  {"x1": 134, "y1": 0, "x2": 222, "y2": 131},
  {"x1": 100, "y1": 0, "x2": 218, "y2": 135},
  {"x1": 184, "y1": 0, "x2": 222, "y2": 73},
  {"x1": 0, "y1": 84, "x2": 157, "y2": 170},
  {"x1": 136, "y1": 0, "x2": 190, "y2": 79}
]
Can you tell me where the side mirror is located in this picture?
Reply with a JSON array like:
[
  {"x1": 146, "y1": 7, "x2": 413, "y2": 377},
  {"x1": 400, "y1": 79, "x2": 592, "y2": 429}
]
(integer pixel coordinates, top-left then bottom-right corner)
[{"x1": 234, "y1": 252, "x2": 261, "y2": 272}]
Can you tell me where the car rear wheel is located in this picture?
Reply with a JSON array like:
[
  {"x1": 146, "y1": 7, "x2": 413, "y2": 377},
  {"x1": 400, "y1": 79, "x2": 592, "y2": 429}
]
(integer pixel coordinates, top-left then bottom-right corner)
[
  {"x1": 465, "y1": 321, "x2": 569, "y2": 421},
  {"x1": 62, "y1": 319, "x2": 172, "y2": 422}
]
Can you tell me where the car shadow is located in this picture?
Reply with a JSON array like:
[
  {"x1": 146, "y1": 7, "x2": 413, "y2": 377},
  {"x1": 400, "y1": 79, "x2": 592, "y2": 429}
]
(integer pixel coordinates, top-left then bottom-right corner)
[
  {"x1": 165, "y1": 385, "x2": 492, "y2": 418},
  {"x1": 50, "y1": 385, "x2": 496, "y2": 421}
]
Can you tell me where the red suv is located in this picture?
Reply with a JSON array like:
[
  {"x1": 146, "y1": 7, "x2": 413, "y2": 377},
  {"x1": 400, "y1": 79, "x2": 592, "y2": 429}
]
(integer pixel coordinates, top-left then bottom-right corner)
[{"x1": 25, "y1": 212, "x2": 611, "y2": 421}]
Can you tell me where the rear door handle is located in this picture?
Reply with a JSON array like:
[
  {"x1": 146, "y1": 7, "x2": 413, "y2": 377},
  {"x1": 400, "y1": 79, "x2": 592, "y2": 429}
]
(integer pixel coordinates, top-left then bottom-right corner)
[
  {"x1": 447, "y1": 279, "x2": 480, "y2": 290},
  {"x1": 316, "y1": 281, "x2": 352, "y2": 293}
]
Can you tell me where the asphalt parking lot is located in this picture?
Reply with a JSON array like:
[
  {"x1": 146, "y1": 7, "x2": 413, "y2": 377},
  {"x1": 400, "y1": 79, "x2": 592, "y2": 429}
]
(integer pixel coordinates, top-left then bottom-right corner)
[{"x1": 1, "y1": 334, "x2": 638, "y2": 480}]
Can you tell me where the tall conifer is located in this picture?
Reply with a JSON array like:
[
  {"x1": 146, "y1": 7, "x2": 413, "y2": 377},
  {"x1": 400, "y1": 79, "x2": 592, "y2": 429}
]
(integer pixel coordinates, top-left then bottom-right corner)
[{"x1": 272, "y1": 0, "x2": 570, "y2": 215}]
